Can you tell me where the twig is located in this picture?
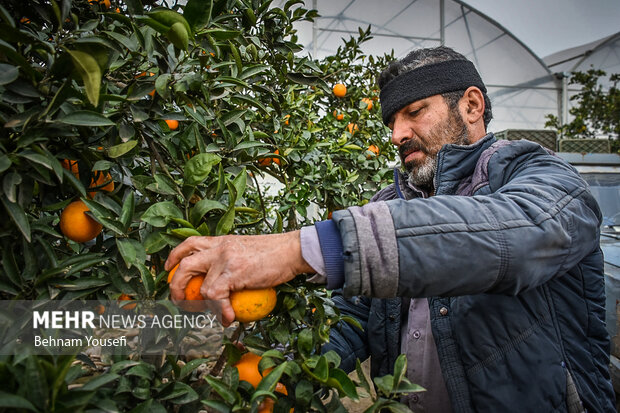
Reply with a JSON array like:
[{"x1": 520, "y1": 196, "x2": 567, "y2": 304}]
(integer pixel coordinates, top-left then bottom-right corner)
[{"x1": 209, "y1": 323, "x2": 243, "y2": 377}]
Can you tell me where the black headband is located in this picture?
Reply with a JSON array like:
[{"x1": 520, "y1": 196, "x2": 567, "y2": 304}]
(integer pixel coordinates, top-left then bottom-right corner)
[{"x1": 379, "y1": 60, "x2": 487, "y2": 126}]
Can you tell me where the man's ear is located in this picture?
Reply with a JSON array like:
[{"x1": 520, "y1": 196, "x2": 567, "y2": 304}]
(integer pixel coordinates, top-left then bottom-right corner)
[{"x1": 460, "y1": 86, "x2": 485, "y2": 125}]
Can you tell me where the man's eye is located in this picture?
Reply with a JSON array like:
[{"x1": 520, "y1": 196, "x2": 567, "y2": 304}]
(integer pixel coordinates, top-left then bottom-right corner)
[{"x1": 409, "y1": 109, "x2": 420, "y2": 117}]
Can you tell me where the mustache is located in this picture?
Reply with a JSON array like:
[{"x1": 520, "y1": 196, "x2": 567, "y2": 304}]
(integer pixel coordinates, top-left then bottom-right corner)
[{"x1": 399, "y1": 139, "x2": 427, "y2": 160}]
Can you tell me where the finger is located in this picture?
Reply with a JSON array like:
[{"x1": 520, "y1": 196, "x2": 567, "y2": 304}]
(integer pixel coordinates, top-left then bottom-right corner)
[
  {"x1": 164, "y1": 236, "x2": 213, "y2": 271},
  {"x1": 220, "y1": 299, "x2": 235, "y2": 327},
  {"x1": 169, "y1": 252, "x2": 215, "y2": 301}
]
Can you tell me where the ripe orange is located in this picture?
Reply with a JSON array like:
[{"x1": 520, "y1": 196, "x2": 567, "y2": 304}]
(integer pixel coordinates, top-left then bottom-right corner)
[
  {"x1": 135, "y1": 71, "x2": 155, "y2": 78},
  {"x1": 258, "y1": 383, "x2": 288, "y2": 413},
  {"x1": 88, "y1": 171, "x2": 114, "y2": 198},
  {"x1": 59, "y1": 200, "x2": 102, "y2": 243},
  {"x1": 367, "y1": 144, "x2": 380, "y2": 159},
  {"x1": 332, "y1": 83, "x2": 347, "y2": 98},
  {"x1": 89, "y1": 0, "x2": 111, "y2": 8},
  {"x1": 235, "y1": 352, "x2": 264, "y2": 387},
  {"x1": 283, "y1": 114, "x2": 290, "y2": 126},
  {"x1": 230, "y1": 288, "x2": 277, "y2": 323},
  {"x1": 332, "y1": 110, "x2": 344, "y2": 121},
  {"x1": 165, "y1": 119, "x2": 179, "y2": 130},
  {"x1": 167, "y1": 264, "x2": 207, "y2": 312},
  {"x1": 118, "y1": 293, "x2": 136, "y2": 310},
  {"x1": 258, "y1": 149, "x2": 281, "y2": 167},
  {"x1": 61, "y1": 159, "x2": 79, "y2": 178},
  {"x1": 20, "y1": 17, "x2": 31, "y2": 24},
  {"x1": 362, "y1": 97, "x2": 373, "y2": 110},
  {"x1": 346, "y1": 123, "x2": 359, "y2": 135}
]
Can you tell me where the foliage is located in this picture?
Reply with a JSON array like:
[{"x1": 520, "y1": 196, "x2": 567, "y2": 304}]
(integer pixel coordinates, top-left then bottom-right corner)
[
  {"x1": 545, "y1": 69, "x2": 620, "y2": 152},
  {"x1": 0, "y1": 0, "x2": 414, "y2": 411}
]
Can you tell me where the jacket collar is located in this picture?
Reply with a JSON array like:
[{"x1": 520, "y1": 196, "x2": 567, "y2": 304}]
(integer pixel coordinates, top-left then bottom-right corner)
[{"x1": 393, "y1": 133, "x2": 497, "y2": 199}]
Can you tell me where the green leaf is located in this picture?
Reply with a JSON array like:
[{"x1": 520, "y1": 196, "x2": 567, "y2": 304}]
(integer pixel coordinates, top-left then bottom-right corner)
[
  {"x1": 141, "y1": 202, "x2": 184, "y2": 227},
  {"x1": 80, "y1": 373, "x2": 120, "y2": 391},
  {"x1": 295, "y1": 380, "x2": 313, "y2": 405},
  {"x1": 170, "y1": 228, "x2": 202, "y2": 238},
  {"x1": 184, "y1": 0, "x2": 212, "y2": 30},
  {"x1": 328, "y1": 368, "x2": 359, "y2": 400},
  {"x1": 167, "y1": 22, "x2": 189, "y2": 51},
  {"x1": 204, "y1": 375, "x2": 236, "y2": 405},
  {"x1": 232, "y1": 168, "x2": 247, "y2": 200},
  {"x1": 203, "y1": 28, "x2": 241, "y2": 40},
  {"x1": 126, "y1": 363, "x2": 155, "y2": 380},
  {"x1": 0, "y1": 154, "x2": 11, "y2": 173},
  {"x1": 373, "y1": 375, "x2": 394, "y2": 397},
  {"x1": 148, "y1": 9, "x2": 192, "y2": 35},
  {"x1": 120, "y1": 191, "x2": 135, "y2": 230},
  {"x1": 179, "y1": 358, "x2": 208, "y2": 379},
  {"x1": 215, "y1": 205, "x2": 235, "y2": 236},
  {"x1": 228, "y1": 41, "x2": 242, "y2": 71},
  {"x1": 155, "y1": 73, "x2": 171, "y2": 99},
  {"x1": 189, "y1": 199, "x2": 226, "y2": 226},
  {"x1": 355, "y1": 359, "x2": 372, "y2": 394},
  {"x1": 0, "y1": 391, "x2": 37, "y2": 411},
  {"x1": 117, "y1": 238, "x2": 137, "y2": 269},
  {"x1": 1, "y1": 195, "x2": 31, "y2": 242},
  {"x1": 144, "y1": 231, "x2": 167, "y2": 254},
  {"x1": 58, "y1": 111, "x2": 115, "y2": 126},
  {"x1": 0, "y1": 63, "x2": 18, "y2": 85},
  {"x1": 297, "y1": 329, "x2": 314, "y2": 358},
  {"x1": 184, "y1": 153, "x2": 221, "y2": 186},
  {"x1": 66, "y1": 49, "x2": 102, "y2": 107},
  {"x1": 108, "y1": 140, "x2": 138, "y2": 158},
  {"x1": 160, "y1": 382, "x2": 198, "y2": 404},
  {"x1": 256, "y1": 362, "x2": 287, "y2": 393},
  {"x1": 393, "y1": 353, "x2": 407, "y2": 388}
]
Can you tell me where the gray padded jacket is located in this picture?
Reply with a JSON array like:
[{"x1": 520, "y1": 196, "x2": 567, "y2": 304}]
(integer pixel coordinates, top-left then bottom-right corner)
[{"x1": 322, "y1": 133, "x2": 615, "y2": 412}]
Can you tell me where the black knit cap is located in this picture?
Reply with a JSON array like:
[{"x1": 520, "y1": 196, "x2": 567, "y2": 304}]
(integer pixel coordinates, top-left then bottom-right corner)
[{"x1": 379, "y1": 60, "x2": 486, "y2": 126}]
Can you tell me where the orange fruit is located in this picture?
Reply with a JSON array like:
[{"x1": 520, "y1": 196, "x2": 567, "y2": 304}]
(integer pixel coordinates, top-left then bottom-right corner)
[
  {"x1": 59, "y1": 200, "x2": 102, "y2": 243},
  {"x1": 235, "y1": 352, "x2": 264, "y2": 387},
  {"x1": 89, "y1": 0, "x2": 111, "y2": 8},
  {"x1": 332, "y1": 83, "x2": 347, "y2": 98},
  {"x1": 367, "y1": 144, "x2": 380, "y2": 159},
  {"x1": 258, "y1": 383, "x2": 288, "y2": 413},
  {"x1": 115, "y1": 7, "x2": 121, "y2": 13},
  {"x1": 165, "y1": 119, "x2": 179, "y2": 130},
  {"x1": 20, "y1": 17, "x2": 31, "y2": 24},
  {"x1": 230, "y1": 288, "x2": 277, "y2": 323},
  {"x1": 88, "y1": 171, "x2": 114, "y2": 198},
  {"x1": 167, "y1": 263, "x2": 179, "y2": 283},
  {"x1": 95, "y1": 304, "x2": 105, "y2": 315},
  {"x1": 332, "y1": 110, "x2": 344, "y2": 121},
  {"x1": 61, "y1": 159, "x2": 79, "y2": 178},
  {"x1": 362, "y1": 97, "x2": 373, "y2": 110},
  {"x1": 118, "y1": 294, "x2": 136, "y2": 310},
  {"x1": 167, "y1": 264, "x2": 207, "y2": 312},
  {"x1": 346, "y1": 123, "x2": 358, "y2": 135},
  {"x1": 283, "y1": 115, "x2": 290, "y2": 126},
  {"x1": 258, "y1": 149, "x2": 281, "y2": 167},
  {"x1": 135, "y1": 71, "x2": 155, "y2": 78}
]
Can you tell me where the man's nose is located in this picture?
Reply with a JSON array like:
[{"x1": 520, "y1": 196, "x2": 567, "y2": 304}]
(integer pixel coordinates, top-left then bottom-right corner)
[{"x1": 391, "y1": 115, "x2": 413, "y2": 146}]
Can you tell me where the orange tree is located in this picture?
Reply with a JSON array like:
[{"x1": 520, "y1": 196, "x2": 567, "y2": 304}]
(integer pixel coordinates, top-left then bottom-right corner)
[{"x1": 0, "y1": 0, "x2": 419, "y2": 411}]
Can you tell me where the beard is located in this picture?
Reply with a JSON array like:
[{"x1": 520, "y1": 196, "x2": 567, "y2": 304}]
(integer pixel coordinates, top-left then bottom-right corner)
[{"x1": 400, "y1": 109, "x2": 470, "y2": 190}]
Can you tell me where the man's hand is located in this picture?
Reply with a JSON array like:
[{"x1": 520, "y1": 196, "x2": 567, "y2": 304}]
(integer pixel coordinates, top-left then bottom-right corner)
[{"x1": 164, "y1": 231, "x2": 314, "y2": 326}]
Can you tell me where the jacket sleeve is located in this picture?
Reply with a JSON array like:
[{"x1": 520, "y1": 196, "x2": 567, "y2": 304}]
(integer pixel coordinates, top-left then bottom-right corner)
[
  {"x1": 331, "y1": 144, "x2": 603, "y2": 298},
  {"x1": 321, "y1": 292, "x2": 371, "y2": 373}
]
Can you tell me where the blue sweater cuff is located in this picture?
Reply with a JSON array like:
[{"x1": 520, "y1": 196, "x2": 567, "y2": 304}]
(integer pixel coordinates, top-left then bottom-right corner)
[{"x1": 314, "y1": 220, "x2": 345, "y2": 290}]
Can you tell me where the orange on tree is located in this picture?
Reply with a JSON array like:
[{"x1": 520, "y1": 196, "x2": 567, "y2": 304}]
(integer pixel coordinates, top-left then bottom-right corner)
[
  {"x1": 61, "y1": 159, "x2": 79, "y2": 177},
  {"x1": 89, "y1": 0, "x2": 111, "y2": 8},
  {"x1": 258, "y1": 383, "x2": 289, "y2": 413},
  {"x1": 332, "y1": 83, "x2": 347, "y2": 98},
  {"x1": 283, "y1": 114, "x2": 290, "y2": 125},
  {"x1": 59, "y1": 199, "x2": 102, "y2": 243},
  {"x1": 230, "y1": 287, "x2": 277, "y2": 323},
  {"x1": 332, "y1": 110, "x2": 344, "y2": 121},
  {"x1": 167, "y1": 264, "x2": 207, "y2": 312},
  {"x1": 367, "y1": 144, "x2": 380, "y2": 159},
  {"x1": 258, "y1": 149, "x2": 281, "y2": 167},
  {"x1": 362, "y1": 97, "x2": 373, "y2": 110},
  {"x1": 164, "y1": 119, "x2": 179, "y2": 130},
  {"x1": 118, "y1": 294, "x2": 136, "y2": 310},
  {"x1": 88, "y1": 171, "x2": 114, "y2": 198},
  {"x1": 346, "y1": 123, "x2": 359, "y2": 135}
]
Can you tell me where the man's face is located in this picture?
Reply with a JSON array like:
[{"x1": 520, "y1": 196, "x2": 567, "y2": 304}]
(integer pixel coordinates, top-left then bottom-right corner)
[{"x1": 388, "y1": 94, "x2": 469, "y2": 189}]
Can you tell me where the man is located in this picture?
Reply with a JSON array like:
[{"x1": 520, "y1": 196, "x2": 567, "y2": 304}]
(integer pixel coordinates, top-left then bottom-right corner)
[{"x1": 166, "y1": 46, "x2": 615, "y2": 412}]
